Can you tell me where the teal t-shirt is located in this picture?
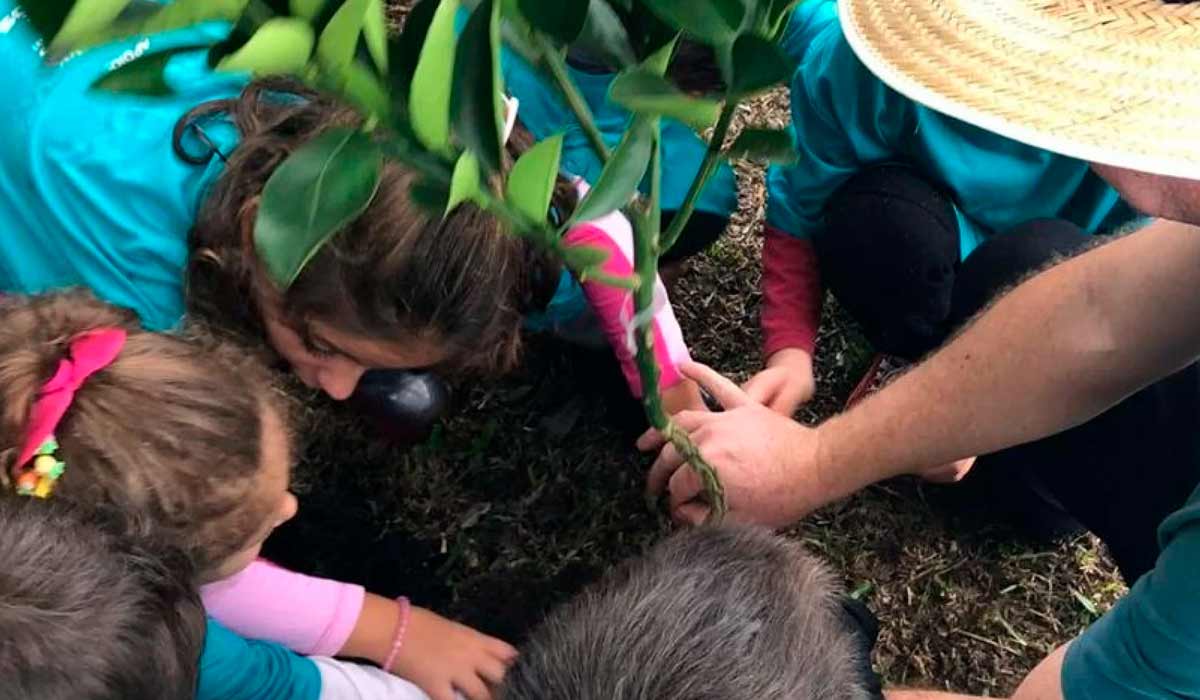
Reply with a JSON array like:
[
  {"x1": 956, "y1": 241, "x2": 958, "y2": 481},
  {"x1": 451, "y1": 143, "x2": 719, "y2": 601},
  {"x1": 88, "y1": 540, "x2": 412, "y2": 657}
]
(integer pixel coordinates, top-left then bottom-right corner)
[
  {"x1": 199, "y1": 618, "x2": 322, "y2": 700},
  {"x1": 765, "y1": 1, "x2": 1138, "y2": 260},
  {"x1": 0, "y1": 1, "x2": 244, "y2": 330},
  {"x1": 1062, "y1": 483, "x2": 1200, "y2": 698}
]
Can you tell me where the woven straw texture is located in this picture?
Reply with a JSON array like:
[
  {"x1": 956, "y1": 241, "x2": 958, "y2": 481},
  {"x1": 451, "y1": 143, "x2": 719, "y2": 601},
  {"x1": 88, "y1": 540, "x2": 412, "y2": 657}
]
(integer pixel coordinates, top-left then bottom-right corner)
[{"x1": 839, "y1": 0, "x2": 1200, "y2": 178}]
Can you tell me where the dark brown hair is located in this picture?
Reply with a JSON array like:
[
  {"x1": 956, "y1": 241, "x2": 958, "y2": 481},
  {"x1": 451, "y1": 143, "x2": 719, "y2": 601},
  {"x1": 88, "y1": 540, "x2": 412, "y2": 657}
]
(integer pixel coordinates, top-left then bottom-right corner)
[
  {"x1": 180, "y1": 77, "x2": 560, "y2": 376},
  {"x1": 0, "y1": 290, "x2": 284, "y2": 575},
  {"x1": 0, "y1": 496, "x2": 205, "y2": 700}
]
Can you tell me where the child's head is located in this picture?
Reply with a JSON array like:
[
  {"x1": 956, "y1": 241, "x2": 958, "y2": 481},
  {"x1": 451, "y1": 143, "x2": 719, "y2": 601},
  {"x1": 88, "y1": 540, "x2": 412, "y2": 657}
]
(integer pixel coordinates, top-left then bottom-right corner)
[
  {"x1": 0, "y1": 290, "x2": 297, "y2": 580},
  {"x1": 500, "y1": 525, "x2": 875, "y2": 700},
  {"x1": 0, "y1": 496, "x2": 206, "y2": 700},
  {"x1": 182, "y1": 78, "x2": 544, "y2": 400}
]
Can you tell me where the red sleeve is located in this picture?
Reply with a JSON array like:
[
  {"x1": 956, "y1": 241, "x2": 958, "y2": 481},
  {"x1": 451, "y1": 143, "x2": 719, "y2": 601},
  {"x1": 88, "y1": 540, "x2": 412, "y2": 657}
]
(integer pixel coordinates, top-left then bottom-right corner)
[{"x1": 761, "y1": 225, "x2": 823, "y2": 358}]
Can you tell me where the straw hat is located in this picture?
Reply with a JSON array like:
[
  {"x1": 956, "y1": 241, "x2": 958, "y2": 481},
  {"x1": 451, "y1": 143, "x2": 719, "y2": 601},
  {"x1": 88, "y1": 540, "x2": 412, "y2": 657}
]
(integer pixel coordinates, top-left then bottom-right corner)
[{"x1": 838, "y1": 0, "x2": 1200, "y2": 179}]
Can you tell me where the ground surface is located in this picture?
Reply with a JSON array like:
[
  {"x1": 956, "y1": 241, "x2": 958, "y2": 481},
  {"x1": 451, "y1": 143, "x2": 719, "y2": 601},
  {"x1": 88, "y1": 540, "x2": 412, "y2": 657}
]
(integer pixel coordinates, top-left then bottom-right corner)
[{"x1": 264, "y1": 9, "x2": 1127, "y2": 695}]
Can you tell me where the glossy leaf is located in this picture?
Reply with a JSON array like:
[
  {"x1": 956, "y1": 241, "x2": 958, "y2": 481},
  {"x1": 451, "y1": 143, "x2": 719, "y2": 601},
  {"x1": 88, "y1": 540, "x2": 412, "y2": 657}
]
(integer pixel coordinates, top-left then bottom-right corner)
[
  {"x1": 316, "y1": 0, "x2": 369, "y2": 73},
  {"x1": 91, "y1": 0, "x2": 247, "y2": 48},
  {"x1": 331, "y1": 56, "x2": 391, "y2": 118},
  {"x1": 446, "y1": 151, "x2": 483, "y2": 214},
  {"x1": 92, "y1": 45, "x2": 206, "y2": 95},
  {"x1": 641, "y1": 34, "x2": 677, "y2": 75},
  {"x1": 290, "y1": 0, "x2": 327, "y2": 20},
  {"x1": 573, "y1": 0, "x2": 636, "y2": 69},
  {"x1": 216, "y1": 18, "x2": 314, "y2": 75},
  {"x1": 610, "y1": 69, "x2": 720, "y2": 131},
  {"x1": 728, "y1": 32, "x2": 790, "y2": 98},
  {"x1": 506, "y1": 133, "x2": 563, "y2": 224},
  {"x1": 726, "y1": 127, "x2": 797, "y2": 163},
  {"x1": 560, "y1": 242, "x2": 610, "y2": 271},
  {"x1": 515, "y1": 0, "x2": 587, "y2": 45},
  {"x1": 640, "y1": 0, "x2": 744, "y2": 44},
  {"x1": 766, "y1": 0, "x2": 800, "y2": 39},
  {"x1": 569, "y1": 116, "x2": 654, "y2": 225},
  {"x1": 255, "y1": 128, "x2": 384, "y2": 288},
  {"x1": 387, "y1": 0, "x2": 438, "y2": 111},
  {"x1": 409, "y1": 0, "x2": 459, "y2": 151},
  {"x1": 451, "y1": 0, "x2": 504, "y2": 174},
  {"x1": 52, "y1": 0, "x2": 132, "y2": 55},
  {"x1": 363, "y1": 0, "x2": 388, "y2": 74},
  {"x1": 410, "y1": 177, "x2": 451, "y2": 213},
  {"x1": 14, "y1": 0, "x2": 74, "y2": 43}
]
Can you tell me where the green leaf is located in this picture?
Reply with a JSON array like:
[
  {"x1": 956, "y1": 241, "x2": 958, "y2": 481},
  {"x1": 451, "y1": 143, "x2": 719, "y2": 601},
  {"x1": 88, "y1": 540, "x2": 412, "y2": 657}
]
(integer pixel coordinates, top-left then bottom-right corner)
[
  {"x1": 14, "y1": 0, "x2": 74, "y2": 42},
  {"x1": 766, "y1": 0, "x2": 800, "y2": 40},
  {"x1": 362, "y1": 0, "x2": 388, "y2": 74},
  {"x1": 332, "y1": 57, "x2": 391, "y2": 119},
  {"x1": 410, "y1": 177, "x2": 451, "y2": 213},
  {"x1": 610, "y1": 69, "x2": 720, "y2": 131},
  {"x1": 641, "y1": 34, "x2": 677, "y2": 75},
  {"x1": 574, "y1": 0, "x2": 636, "y2": 69},
  {"x1": 515, "y1": 0, "x2": 587, "y2": 45},
  {"x1": 570, "y1": 116, "x2": 654, "y2": 225},
  {"x1": 728, "y1": 32, "x2": 790, "y2": 98},
  {"x1": 640, "y1": 0, "x2": 744, "y2": 44},
  {"x1": 254, "y1": 127, "x2": 384, "y2": 288},
  {"x1": 51, "y1": 0, "x2": 132, "y2": 55},
  {"x1": 506, "y1": 133, "x2": 563, "y2": 224},
  {"x1": 725, "y1": 127, "x2": 796, "y2": 163},
  {"x1": 316, "y1": 0, "x2": 370, "y2": 73},
  {"x1": 92, "y1": 45, "x2": 206, "y2": 96},
  {"x1": 387, "y1": 0, "x2": 438, "y2": 114},
  {"x1": 446, "y1": 151, "x2": 483, "y2": 214},
  {"x1": 560, "y1": 242, "x2": 610, "y2": 271},
  {"x1": 290, "y1": 0, "x2": 327, "y2": 20},
  {"x1": 90, "y1": 0, "x2": 248, "y2": 49},
  {"x1": 409, "y1": 0, "x2": 460, "y2": 151},
  {"x1": 216, "y1": 18, "x2": 314, "y2": 75},
  {"x1": 451, "y1": 0, "x2": 504, "y2": 174}
]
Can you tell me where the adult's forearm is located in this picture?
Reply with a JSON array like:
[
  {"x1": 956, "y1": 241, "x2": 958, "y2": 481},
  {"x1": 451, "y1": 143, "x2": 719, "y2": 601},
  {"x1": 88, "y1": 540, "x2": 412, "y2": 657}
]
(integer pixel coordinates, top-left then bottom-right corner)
[{"x1": 816, "y1": 219, "x2": 1200, "y2": 482}]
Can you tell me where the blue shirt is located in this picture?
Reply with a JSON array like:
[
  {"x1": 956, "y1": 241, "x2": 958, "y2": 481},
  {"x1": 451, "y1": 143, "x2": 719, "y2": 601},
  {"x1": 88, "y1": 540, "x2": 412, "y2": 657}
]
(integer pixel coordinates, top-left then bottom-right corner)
[
  {"x1": 765, "y1": 1, "x2": 1138, "y2": 260},
  {"x1": 1062, "y1": 483, "x2": 1200, "y2": 698},
  {"x1": 199, "y1": 618, "x2": 321, "y2": 700},
  {"x1": 0, "y1": 0, "x2": 243, "y2": 330}
]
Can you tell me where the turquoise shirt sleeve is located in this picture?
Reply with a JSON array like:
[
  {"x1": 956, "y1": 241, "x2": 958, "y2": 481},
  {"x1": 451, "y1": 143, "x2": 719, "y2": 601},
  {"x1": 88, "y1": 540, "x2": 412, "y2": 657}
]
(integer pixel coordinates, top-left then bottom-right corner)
[
  {"x1": 198, "y1": 618, "x2": 322, "y2": 700},
  {"x1": 764, "y1": 2, "x2": 913, "y2": 238},
  {"x1": 1062, "y1": 487, "x2": 1200, "y2": 699}
]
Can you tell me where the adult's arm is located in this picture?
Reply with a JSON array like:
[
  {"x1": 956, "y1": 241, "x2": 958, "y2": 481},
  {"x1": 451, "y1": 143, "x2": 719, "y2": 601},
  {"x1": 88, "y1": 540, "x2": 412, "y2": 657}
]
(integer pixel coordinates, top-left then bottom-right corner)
[{"x1": 645, "y1": 218, "x2": 1200, "y2": 525}]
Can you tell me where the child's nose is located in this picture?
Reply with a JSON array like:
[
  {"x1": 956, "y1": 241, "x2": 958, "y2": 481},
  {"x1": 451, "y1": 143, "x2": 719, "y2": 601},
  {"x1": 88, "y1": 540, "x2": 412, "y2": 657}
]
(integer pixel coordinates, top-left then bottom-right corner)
[{"x1": 317, "y1": 362, "x2": 366, "y2": 401}]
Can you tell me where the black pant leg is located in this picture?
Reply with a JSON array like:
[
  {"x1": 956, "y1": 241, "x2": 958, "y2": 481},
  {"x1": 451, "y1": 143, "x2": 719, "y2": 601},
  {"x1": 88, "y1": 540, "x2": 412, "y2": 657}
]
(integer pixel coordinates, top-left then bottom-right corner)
[{"x1": 815, "y1": 164, "x2": 961, "y2": 360}]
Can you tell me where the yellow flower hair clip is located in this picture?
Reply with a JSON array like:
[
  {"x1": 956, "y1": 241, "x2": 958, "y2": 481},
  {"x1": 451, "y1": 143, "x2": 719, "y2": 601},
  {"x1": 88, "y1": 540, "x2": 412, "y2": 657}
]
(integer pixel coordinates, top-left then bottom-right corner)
[{"x1": 14, "y1": 436, "x2": 66, "y2": 499}]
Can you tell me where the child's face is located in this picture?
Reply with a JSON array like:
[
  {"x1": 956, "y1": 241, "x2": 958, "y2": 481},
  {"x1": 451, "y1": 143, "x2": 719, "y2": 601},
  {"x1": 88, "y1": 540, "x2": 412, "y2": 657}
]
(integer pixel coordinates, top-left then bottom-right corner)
[
  {"x1": 262, "y1": 313, "x2": 448, "y2": 401},
  {"x1": 206, "y1": 404, "x2": 298, "y2": 582}
]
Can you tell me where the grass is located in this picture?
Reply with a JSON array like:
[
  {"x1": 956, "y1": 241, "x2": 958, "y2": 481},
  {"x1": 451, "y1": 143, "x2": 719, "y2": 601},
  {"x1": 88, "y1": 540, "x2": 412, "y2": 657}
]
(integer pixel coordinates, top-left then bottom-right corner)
[{"x1": 264, "y1": 13, "x2": 1127, "y2": 695}]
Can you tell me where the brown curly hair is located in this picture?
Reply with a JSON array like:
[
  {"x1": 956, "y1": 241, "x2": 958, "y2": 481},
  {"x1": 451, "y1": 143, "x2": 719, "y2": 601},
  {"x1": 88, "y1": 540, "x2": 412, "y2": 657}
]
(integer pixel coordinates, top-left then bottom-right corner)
[
  {"x1": 180, "y1": 78, "x2": 564, "y2": 377},
  {"x1": 0, "y1": 290, "x2": 285, "y2": 576}
]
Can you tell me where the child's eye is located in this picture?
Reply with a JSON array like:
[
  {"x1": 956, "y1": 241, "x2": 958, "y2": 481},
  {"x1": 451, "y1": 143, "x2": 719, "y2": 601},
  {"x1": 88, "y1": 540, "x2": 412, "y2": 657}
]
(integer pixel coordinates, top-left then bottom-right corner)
[{"x1": 302, "y1": 336, "x2": 337, "y2": 358}]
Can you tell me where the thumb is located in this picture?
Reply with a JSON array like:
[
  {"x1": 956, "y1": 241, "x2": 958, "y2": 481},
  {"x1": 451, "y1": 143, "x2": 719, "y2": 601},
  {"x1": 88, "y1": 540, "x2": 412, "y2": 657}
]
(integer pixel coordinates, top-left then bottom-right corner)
[{"x1": 680, "y1": 362, "x2": 752, "y2": 409}]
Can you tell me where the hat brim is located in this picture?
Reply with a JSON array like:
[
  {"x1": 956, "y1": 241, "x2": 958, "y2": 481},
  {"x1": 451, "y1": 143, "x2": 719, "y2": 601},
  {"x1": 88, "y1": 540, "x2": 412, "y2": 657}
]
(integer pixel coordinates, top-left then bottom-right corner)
[{"x1": 839, "y1": 0, "x2": 1200, "y2": 179}]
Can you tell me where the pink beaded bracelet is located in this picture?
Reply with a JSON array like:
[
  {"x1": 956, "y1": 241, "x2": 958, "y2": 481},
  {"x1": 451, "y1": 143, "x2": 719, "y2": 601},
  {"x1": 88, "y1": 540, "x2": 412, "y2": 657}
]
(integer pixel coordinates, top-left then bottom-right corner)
[{"x1": 382, "y1": 596, "x2": 412, "y2": 674}]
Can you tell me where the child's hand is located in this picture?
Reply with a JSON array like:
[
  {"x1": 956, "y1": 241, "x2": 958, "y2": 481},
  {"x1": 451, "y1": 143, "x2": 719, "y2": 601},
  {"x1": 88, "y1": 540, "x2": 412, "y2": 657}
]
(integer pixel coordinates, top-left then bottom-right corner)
[
  {"x1": 392, "y1": 606, "x2": 517, "y2": 700},
  {"x1": 742, "y1": 348, "x2": 815, "y2": 417}
]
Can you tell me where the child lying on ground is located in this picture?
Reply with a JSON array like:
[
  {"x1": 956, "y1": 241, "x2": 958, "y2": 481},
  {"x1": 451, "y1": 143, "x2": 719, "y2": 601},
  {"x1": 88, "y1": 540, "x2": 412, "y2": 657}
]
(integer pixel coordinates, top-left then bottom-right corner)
[
  {"x1": 0, "y1": 290, "x2": 512, "y2": 700},
  {"x1": 500, "y1": 525, "x2": 884, "y2": 700},
  {"x1": 0, "y1": 497, "x2": 205, "y2": 700}
]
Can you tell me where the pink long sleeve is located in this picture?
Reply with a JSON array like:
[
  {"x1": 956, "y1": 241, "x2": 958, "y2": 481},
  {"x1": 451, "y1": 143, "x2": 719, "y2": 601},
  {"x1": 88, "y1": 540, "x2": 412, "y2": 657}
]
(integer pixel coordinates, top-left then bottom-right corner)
[
  {"x1": 761, "y1": 225, "x2": 823, "y2": 358},
  {"x1": 201, "y1": 559, "x2": 365, "y2": 657},
  {"x1": 564, "y1": 206, "x2": 691, "y2": 397}
]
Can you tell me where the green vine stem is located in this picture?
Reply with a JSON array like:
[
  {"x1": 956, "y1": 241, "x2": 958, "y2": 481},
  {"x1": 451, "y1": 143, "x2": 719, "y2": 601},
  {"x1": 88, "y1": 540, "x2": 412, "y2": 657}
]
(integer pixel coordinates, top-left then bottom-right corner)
[
  {"x1": 659, "y1": 101, "x2": 738, "y2": 253},
  {"x1": 631, "y1": 121, "x2": 727, "y2": 522},
  {"x1": 534, "y1": 35, "x2": 612, "y2": 165}
]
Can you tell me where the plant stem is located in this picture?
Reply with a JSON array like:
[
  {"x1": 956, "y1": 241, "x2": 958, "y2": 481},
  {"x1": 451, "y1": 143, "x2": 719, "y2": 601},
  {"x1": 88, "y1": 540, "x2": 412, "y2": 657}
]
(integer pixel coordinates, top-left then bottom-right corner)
[
  {"x1": 659, "y1": 101, "x2": 738, "y2": 254},
  {"x1": 632, "y1": 120, "x2": 726, "y2": 522},
  {"x1": 535, "y1": 36, "x2": 611, "y2": 166}
]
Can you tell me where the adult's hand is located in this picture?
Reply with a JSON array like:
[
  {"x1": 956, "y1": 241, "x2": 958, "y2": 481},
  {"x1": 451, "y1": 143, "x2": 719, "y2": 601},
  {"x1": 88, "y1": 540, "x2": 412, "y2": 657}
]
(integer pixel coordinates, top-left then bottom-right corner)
[
  {"x1": 638, "y1": 362, "x2": 846, "y2": 527},
  {"x1": 742, "y1": 348, "x2": 816, "y2": 416}
]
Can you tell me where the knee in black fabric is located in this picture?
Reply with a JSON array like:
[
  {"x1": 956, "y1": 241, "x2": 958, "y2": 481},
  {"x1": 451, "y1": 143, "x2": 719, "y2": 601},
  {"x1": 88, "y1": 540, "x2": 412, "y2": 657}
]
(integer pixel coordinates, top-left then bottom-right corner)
[
  {"x1": 659, "y1": 210, "x2": 729, "y2": 263},
  {"x1": 950, "y1": 219, "x2": 1091, "y2": 323},
  {"x1": 816, "y1": 164, "x2": 961, "y2": 359}
]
